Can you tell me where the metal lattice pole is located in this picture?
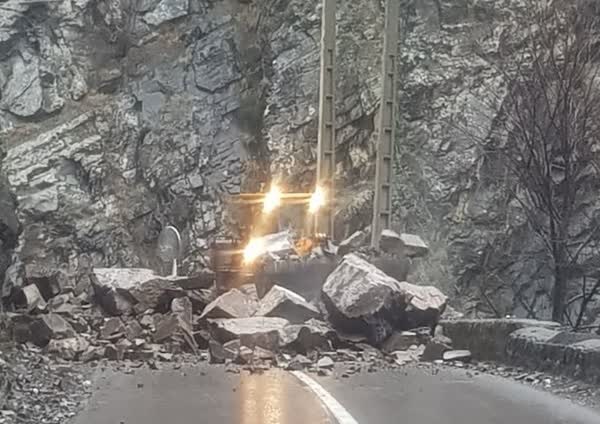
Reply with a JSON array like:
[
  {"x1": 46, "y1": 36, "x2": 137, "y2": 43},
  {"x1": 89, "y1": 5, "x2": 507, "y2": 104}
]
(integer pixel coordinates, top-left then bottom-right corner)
[
  {"x1": 315, "y1": 0, "x2": 337, "y2": 239},
  {"x1": 371, "y1": 0, "x2": 400, "y2": 248}
]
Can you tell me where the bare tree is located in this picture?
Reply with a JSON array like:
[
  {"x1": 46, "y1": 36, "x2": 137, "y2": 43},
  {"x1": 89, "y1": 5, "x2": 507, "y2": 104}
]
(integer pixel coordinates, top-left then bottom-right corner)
[{"x1": 461, "y1": 2, "x2": 600, "y2": 324}]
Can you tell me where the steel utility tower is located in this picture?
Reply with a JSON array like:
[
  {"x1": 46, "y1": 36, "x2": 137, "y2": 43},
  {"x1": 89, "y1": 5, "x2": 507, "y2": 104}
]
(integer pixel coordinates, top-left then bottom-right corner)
[
  {"x1": 315, "y1": 0, "x2": 337, "y2": 238},
  {"x1": 371, "y1": 0, "x2": 400, "y2": 248}
]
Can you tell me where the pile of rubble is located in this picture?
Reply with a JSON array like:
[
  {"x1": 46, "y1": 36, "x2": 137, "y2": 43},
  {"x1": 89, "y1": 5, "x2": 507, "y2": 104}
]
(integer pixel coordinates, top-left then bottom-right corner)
[
  {"x1": 1, "y1": 229, "x2": 468, "y2": 374},
  {"x1": 0, "y1": 343, "x2": 92, "y2": 424}
]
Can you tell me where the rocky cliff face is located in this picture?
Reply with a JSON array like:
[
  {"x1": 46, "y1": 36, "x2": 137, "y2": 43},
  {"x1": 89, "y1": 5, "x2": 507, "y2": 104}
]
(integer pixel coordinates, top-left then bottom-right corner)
[
  {"x1": 0, "y1": 0, "x2": 555, "y2": 316},
  {"x1": 0, "y1": 0, "x2": 387, "y2": 297}
]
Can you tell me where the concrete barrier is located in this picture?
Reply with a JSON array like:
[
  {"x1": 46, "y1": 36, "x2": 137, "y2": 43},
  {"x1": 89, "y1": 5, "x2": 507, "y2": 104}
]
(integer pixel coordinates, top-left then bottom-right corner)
[{"x1": 440, "y1": 318, "x2": 600, "y2": 384}]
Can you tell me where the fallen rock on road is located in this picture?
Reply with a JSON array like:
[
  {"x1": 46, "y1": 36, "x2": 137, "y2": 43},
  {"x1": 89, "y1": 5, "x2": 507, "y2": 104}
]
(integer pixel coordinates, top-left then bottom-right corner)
[
  {"x1": 208, "y1": 317, "x2": 290, "y2": 351},
  {"x1": 92, "y1": 268, "x2": 214, "y2": 316},
  {"x1": 322, "y1": 254, "x2": 446, "y2": 345},
  {"x1": 254, "y1": 285, "x2": 320, "y2": 323},
  {"x1": 200, "y1": 288, "x2": 258, "y2": 319}
]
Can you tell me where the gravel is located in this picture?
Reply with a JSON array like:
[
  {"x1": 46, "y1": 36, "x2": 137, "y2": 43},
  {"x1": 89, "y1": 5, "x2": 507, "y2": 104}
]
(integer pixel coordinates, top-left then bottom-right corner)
[{"x1": 0, "y1": 343, "x2": 93, "y2": 424}]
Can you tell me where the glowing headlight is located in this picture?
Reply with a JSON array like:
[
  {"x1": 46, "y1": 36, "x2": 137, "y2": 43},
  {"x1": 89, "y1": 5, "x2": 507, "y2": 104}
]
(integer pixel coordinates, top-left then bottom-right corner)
[
  {"x1": 263, "y1": 184, "x2": 282, "y2": 213},
  {"x1": 243, "y1": 237, "x2": 265, "y2": 264},
  {"x1": 309, "y1": 186, "x2": 326, "y2": 214}
]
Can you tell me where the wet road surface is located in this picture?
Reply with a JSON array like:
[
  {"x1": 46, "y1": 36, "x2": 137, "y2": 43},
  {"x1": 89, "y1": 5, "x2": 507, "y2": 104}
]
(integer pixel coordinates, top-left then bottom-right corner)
[
  {"x1": 72, "y1": 364, "x2": 600, "y2": 424},
  {"x1": 72, "y1": 365, "x2": 332, "y2": 424}
]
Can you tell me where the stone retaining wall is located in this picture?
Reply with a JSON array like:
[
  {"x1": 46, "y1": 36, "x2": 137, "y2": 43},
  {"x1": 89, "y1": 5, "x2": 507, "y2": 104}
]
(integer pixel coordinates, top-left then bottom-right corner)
[{"x1": 440, "y1": 319, "x2": 600, "y2": 385}]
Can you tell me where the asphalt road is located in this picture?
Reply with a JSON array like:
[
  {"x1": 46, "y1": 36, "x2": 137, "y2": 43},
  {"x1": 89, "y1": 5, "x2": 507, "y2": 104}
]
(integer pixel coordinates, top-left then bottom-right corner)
[{"x1": 72, "y1": 364, "x2": 600, "y2": 424}]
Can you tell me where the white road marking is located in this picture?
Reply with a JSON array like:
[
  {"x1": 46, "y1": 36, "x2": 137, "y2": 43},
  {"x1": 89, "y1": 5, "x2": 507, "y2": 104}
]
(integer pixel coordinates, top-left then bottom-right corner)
[{"x1": 290, "y1": 371, "x2": 359, "y2": 424}]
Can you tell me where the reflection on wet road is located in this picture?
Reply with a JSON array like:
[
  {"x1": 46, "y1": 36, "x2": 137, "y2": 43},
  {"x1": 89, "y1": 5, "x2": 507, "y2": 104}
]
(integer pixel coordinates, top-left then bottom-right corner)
[
  {"x1": 236, "y1": 368, "x2": 331, "y2": 424},
  {"x1": 72, "y1": 364, "x2": 600, "y2": 424},
  {"x1": 72, "y1": 365, "x2": 332, "y2": 424}
]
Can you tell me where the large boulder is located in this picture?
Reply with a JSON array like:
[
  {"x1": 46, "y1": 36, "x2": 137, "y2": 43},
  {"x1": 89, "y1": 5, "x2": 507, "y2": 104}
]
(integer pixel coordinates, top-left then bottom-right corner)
[
  {"x1": 321, "y1": 254, "x2": 446, "y2": 345},
  {"x1": 207, "y1": 317, "x2": 289, "y2": 351},
  {"x1": 91, "y1": 268, "x2": 190, "y2": 315},
  {"x1": 254, "y1": 285, "x2": 320, "y2": 323},
  {"x1": 26, "y1": 313, "x2": 77, "y2": 347},
  {"x1": 200, "y1": 288, "x2": 258, "y2": 319},
  {"x1": 11, "y1": 284, "x2": 47, "y2": 313},
  {"x1": 322, "y1": 254, "x2": 408, "y2": 344},
  {"x1": 399, "y1": 281, "x2": 448, "y2": 331},
  {"x1": 153, "y1": 297, "x2": 198, "y2": 353}
]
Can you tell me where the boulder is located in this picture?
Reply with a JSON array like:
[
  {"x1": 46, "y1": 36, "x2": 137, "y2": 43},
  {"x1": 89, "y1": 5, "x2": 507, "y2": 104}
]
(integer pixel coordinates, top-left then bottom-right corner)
[
  {"x1": 421, "y1": 336, "x2": 452, "y2": 361},
  {"x1": 100, "y1": 317, "x2": 125, "y2": 340},
  {"x1": 278, "y1": 319, "x2": 337, "y2": 353},
  {"x1": 105, "y1": 344, "x2": 125, "y2": 361},
  {"x1": 208, "y1": 317, "x2": 289, "y2": 351},
  {"x1": 254, "y1": 285, "x2": 320, "y2": 323},
  {"x1": 91, "y1": 268, "x2": 190, "y2": 316},
  {"x1": 321, "y1": 254, "x2": 411, "y2": 344},
  {"x1": 153, "y1": 297, "x2": 197, "y2": 353},
  {"x1": 209, "y1": 340, "x2": 238, "y2": 364},
  {"x1": 252, "y1": 346, "x2": 276, "y2": 361},
  {"x1": 381, "y1": 331, "x2": 419, "y2": 354},
  {"x1": 12, "y1": 284, "x2": 47, "y2": 313},
  {"x1": 193, "y1": 330, "x2": 210, "y2": 349},
  {"x1": 23, "y1": 264, "x2": 69, "y2": 300},
  {"x1": 200, "y1": 289, "x2": 258, "y2": 319},
  {"x1": 287, "y1": 354, "x2": 313, "y2": 370},
  {"x1": 317, "y1": 356, "x2": 334, "y2": 368},
  {"x1": 400, "y1": 282, "x2": 447, "y2": 331},
  {"x1": 47, "y1": 337, "x2": 90, "y2": 360},
  {"x1": 47, "y1": 294, "x2": 78, "y2": 315},
  {"x1": 187, "y1": 289, "x2": 215, "y2": 313},
  {"x1": 124, "y1": 320, "x2": 143, "y2": 341},
  {"x1": 81, "y1": 346, "x2": 106, "y2": 363},
  {"x1": 29, "y1": 313, "x2": 76, "y2": 347}
]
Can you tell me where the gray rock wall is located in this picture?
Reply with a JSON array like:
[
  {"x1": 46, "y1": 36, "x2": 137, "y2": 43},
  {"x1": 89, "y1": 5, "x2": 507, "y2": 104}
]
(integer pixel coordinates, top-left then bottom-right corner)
[{"x1": 0, "y1": 0, "x2": 387, "y2": 296}]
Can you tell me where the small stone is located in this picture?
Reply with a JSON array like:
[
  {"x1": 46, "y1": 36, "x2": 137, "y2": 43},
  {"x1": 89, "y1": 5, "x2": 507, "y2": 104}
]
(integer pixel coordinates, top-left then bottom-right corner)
[
  {"x1": 253, "y1": 346, "x2": 275, "y2": 361},
  {"x1": 287, "y1": 354, "x2": 313, "y2": 370},
  {"x1": 442, "y1": 350, "x2": 472, "y2": 363},
  {"x1": 156, "y1": 353, "x2": 173, "y2": 362},
  {"x1": 421, "y1": 337, "x2": 451, "y2": 362},
  {"x1": 239, "y1": 346, "x2": 253, "y2": 364},
  {"x1": 124, "y1": 321, "x2": 143, "y2": 341},
  {"x1": 100, "y1": 318, "x2": 125, "y2": 340},
  {"x1": 140, "y1": 315, "x2": 154, "y2": 329},
  {"x1": 317, "y1": 357, "x2": 334, "y2": 368},
  {"x1": 105, "y1": 344, "x2": 122, "y2": 361}
]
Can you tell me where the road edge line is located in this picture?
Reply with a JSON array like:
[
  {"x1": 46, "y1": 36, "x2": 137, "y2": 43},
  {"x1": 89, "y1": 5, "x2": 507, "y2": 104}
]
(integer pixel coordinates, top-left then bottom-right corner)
[{"x1": 290, "y1": 371, "x2": 359, "y2": 424}]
